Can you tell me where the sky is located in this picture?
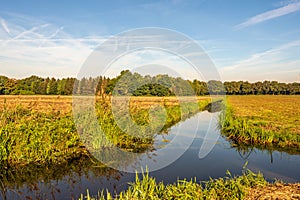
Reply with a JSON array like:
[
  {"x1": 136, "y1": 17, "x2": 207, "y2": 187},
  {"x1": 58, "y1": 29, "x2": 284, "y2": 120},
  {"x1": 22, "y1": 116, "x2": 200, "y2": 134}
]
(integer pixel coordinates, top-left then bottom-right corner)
[{"x1": 0, "y1": 0, "x2": 300, "y2": 82}]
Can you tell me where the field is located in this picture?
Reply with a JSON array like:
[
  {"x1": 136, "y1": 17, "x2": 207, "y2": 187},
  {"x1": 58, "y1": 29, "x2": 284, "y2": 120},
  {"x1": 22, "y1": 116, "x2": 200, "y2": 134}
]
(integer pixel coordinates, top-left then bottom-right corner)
[
  {"x1": 0, "y1": 95, "x2": 212, "y2": 166},
  {"x1": 227, "y1": 95, "x2": 300, "y2": 134},
  {"x1": 221, "y1": 95, "x2": 300, "y2": 151},
  {"x1": 0, "y1": 95, "x2": 211, "y2": 112},
  {"x1": 0, "y1": 95, "x2": 73, "y2": 113},
  {"x1": 1, "y1": 95, "x2": 300, "y2": 199}
]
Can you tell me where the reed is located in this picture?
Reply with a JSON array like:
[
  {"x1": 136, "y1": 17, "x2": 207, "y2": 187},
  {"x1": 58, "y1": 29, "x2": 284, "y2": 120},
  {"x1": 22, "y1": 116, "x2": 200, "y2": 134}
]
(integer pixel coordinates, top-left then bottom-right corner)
[
  {"x1": 0, "y1": 104, "x2": 87, "y2": 166},
  {"x1": 79, "y1": 167, "x2": 266, "y2": 200},
  {"x1": 0, "y1": 96, "x2": 211, "y2": 166}
]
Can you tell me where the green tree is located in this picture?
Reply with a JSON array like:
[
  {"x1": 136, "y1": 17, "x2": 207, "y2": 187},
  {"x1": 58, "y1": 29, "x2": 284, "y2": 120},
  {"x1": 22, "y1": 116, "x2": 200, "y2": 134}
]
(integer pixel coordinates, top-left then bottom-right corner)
[
  {"x1": 0, "y1": 76, "x2": 9, "y2": 95},
  {"x1": 4, "y1": 78, "x2": 17, "y2": 94},
  {"x1": 46, "y1": 78, "x2": 58, "y2": 95},
  {"x1": 207, "y1": 80, "x2": 225, "y2": 95}
]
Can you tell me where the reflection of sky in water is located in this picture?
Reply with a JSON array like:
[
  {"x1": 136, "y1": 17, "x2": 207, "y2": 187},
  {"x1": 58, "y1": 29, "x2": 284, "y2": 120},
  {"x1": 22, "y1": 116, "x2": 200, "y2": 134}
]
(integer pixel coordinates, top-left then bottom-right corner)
[
  {"x1": 125, "y1": 111, "x2": 220, "y2": 172},
  {"x1": 135, "y1": 111, "x2": 300, "y2": 183},
  {"x1": 3, "y1": 110, "x2": 300, "y2": 199}
]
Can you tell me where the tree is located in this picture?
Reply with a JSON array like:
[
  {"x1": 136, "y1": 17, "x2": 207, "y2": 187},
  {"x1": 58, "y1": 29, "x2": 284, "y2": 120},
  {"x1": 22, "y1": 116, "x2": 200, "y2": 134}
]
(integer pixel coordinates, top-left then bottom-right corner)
[
  {"x1": 240, "y1": 81, "x2": 252, "y2": 95},
  {"x1": 65, "y1": 78, "x2": 76, "y2": 95},
  {"x1": 0, "y1": 76, "x2": 8, "y2": 95},
  {"x1": 207, "y1": 80, "x2": 225, "y2": 95},
  {"x1": 4, "y1": 79, "x2": 17, "y2": 94},
  {"x1": 46, "y1": 78, "x2": 58, "y2": 95}
]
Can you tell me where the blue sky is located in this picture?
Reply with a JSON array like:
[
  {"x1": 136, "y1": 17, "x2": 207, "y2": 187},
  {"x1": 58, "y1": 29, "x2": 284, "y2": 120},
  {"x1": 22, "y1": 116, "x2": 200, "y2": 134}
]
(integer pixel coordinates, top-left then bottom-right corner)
[{"x1": 0, "y1": 0, "x2": 300, "y2": 82}]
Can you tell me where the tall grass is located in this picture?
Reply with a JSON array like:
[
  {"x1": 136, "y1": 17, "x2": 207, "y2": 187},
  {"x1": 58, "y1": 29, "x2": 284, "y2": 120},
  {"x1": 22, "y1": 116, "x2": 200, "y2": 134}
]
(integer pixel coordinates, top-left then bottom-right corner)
[
  {"x1": 219, "y1": 104, "x2": 300, "y2": 151},
  {"x1": 0, "y1": 104, "x2": 86, "y2": 166},
  {"x1": 75, "y1": 98, "x2": 211, "y2": 153},
  {"x1": 79, "y1": 167, "x2": 266, "y2": 200},
  {"x1": 0, "y1": 97, "x2": 211, "y2": 166}
]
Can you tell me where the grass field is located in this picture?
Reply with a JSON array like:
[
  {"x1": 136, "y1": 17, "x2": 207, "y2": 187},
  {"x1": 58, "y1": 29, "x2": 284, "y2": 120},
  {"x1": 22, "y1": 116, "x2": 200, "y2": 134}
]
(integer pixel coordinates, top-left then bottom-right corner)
[
  {"x1": 0, "y1": 95, "x2": 211, "y2": 112},
  {"x1": 0, "y1": 95, "x2": 211, "y2": 166},
  {"x1": 1, "y1": 95, "x2": 300, "y2": 199},
  {"x1": 0, "y1": 95, "x2": 73, "y2": 113},
  {"x1": 2, "y1": 94, "x2": 299, "y2": 164},
  {"x1": 227, "y1": 95, "x2": 300, "y2": 134},
  {"x1": 221, "y1": 95, "x2": 300, "y2": 151}
]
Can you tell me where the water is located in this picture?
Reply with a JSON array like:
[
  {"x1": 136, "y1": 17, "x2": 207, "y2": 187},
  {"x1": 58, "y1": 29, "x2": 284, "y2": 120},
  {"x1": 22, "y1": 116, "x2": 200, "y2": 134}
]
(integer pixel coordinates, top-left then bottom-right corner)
[{"x1": 1, "y1": 111, "x2": 300, "y2": 199}]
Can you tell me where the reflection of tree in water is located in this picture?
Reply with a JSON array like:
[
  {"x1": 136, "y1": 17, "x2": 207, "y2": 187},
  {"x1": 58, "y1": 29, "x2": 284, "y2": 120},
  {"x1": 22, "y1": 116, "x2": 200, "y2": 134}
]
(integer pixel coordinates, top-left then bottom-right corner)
[
  {"x1": 204, "y1": 100, "x2": 224, "y2": 113},
  {"x1": 236, "y1": 145, "x2": 275, "y2": 163},
  {"x1": 228, "y1": 141, "x2": 300, "y2": 164},
  {"x1": 235, "y1": 145, "x2": 254, "y2": 160},
  {"x1": 0, "y1": 158, "x2": 121, "y2": 200}
]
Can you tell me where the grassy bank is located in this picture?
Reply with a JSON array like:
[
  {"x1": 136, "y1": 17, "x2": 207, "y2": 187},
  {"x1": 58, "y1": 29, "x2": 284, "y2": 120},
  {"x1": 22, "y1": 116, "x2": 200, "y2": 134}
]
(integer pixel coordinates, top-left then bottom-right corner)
[
  {"x1": 0, "y1": 95, "x2": 211, "y2": 166},
  {"x1": 0, "y1": 105, "x2": 86, "y2": 166},
  {"x1": 79, "y1": 169, "x2": 300, "y2": 200},
  {"x1": 220, "y1": 95, "x2": 300, "y2": 151},
  {"x1": 80, "y1": 167, "x2": 267, "y2": 200}
]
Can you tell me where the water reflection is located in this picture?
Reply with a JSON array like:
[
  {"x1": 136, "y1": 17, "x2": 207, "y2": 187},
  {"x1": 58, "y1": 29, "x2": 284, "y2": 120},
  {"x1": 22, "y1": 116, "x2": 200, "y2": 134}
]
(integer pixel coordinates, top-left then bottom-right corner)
[{"x1": 0, "y1": 158, "x2": 122, "y2": 200}]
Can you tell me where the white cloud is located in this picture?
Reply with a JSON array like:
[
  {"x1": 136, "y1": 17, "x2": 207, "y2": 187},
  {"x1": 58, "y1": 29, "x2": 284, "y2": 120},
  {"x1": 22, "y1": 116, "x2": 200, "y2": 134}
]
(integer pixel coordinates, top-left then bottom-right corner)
[
  {"x1": 104, "y1": 49, "x2": 208, "y2": 81},
  {"x1": 0, "y1": 13, "x2": 105, "y2": 78},
  {"x1": 0, "y1": 18, "x2": 10, "y2": 34},
  {"x1": 1, "y1": 17, "x2": 215, "y2": 79},
  {"x1": 219, "y1": 40, "x2": 300, "y2": 82},
  {"x1": 236, "y1": 1, "x2": 300, "y2": 29}
]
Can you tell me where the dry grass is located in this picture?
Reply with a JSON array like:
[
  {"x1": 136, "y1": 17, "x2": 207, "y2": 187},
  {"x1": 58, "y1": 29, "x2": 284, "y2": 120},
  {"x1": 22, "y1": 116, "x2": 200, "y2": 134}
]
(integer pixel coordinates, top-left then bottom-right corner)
[
  {"x1": 0, "y1": 95, "x2": 73, "y2": 113},
  {"x1": 0, "y1": 95, "x2": 212, "y2": 165},
  {"x1": 0, "y1": 95, "x2": 212, "y2": 113},
  {"x1": 126, "y1": 96, "x2": 211, "y2": 109},
  {"x1": 227, "y1": 95, "x2": 300, "y2": 134},
  {"x1": 246, "y1": 183, "x2": 300, "y2": 200}
]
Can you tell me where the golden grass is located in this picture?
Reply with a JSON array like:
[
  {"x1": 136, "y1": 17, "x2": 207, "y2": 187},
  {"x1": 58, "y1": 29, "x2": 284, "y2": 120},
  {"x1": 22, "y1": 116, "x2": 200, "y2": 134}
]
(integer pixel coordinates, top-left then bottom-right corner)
[
  {"x1": 245, "y1": 183, "x2": 300, "y2": 200},
  {"x1": 227, "y1": 95, "x2": 300, "y2": 134},
  {"x1": 0, "y1": 95, "x2": 212, "y2": 165},
  {"x1": 0, "y1": 95, "x2": 73, "y2": 113},
  {"x1": 0, "y1": 95, "x2": 212, "y2": 112}
]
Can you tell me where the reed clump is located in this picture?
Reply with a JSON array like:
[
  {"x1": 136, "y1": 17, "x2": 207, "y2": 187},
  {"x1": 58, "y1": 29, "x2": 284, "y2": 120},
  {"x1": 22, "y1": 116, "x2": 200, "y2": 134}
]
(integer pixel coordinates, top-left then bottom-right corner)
[
  {"x1": 0, "y1": 104, "x2": 87, "y2": 166},
  {"x1": 79, "y1": 168, "x2": 266, "y2": 200}
]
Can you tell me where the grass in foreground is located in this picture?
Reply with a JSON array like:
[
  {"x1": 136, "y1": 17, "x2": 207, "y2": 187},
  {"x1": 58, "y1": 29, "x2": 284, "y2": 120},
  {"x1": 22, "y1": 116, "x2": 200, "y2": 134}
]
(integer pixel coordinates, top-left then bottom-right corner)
[
  {"x1": 79, "y1": 167, "x2": 267, "y2": 200},
  {"x1": 220, "y1": 95, "x2": 300, "y2": 151}
]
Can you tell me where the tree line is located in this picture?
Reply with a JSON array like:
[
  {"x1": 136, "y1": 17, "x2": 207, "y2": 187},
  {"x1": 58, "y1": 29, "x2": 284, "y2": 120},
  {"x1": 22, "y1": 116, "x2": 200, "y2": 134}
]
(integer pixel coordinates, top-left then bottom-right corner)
[{"x1": 0, "y1": 71, "x2": 299, "y2": 96}]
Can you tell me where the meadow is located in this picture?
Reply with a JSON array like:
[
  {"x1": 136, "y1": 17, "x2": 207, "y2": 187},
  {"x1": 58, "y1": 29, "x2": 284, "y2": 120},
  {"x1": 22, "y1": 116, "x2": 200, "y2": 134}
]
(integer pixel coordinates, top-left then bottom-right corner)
[
  {"x1": 220, "y1": 95, "x2": 300, "y2": 152},
  {"x1": 1, "y1": 95, "x2": 300, "y2": 199},
  {"x1": 0, "y1": 95, "x2": 211, "y2": 166}
]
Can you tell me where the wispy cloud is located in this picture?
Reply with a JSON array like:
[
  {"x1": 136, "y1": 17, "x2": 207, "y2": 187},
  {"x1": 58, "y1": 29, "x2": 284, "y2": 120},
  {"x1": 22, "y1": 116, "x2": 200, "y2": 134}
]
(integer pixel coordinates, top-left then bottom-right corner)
[
  {"x1": 219, "y1": 40, "x2": 300, "y2": 82},
  {"x1": 236, "y1": 1, "x2": 300, "y2": 29},
  {"x1": 0, "y1": 13, "x2": 105, "y2": 78},
  {"x1": 0, "y1": 13, "x2": 213, "y2": 80},
  {"x1": 0, "y1": 18, "x2": 10, "y2": 34},
  {"x1": 105, "y1": 49, "x2": 203, "y2": 79}
]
